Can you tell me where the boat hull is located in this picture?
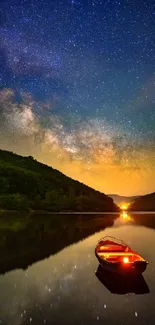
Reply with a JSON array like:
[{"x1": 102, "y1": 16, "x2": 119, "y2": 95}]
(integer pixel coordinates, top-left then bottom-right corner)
[{"x1": 95, "y1": 250, "x2": 147, "y2": 275}]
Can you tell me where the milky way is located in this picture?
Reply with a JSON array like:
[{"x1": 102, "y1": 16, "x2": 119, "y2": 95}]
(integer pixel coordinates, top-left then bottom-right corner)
[{"x1": 0, "y1": 0, "x2": 155, "y2": 195}]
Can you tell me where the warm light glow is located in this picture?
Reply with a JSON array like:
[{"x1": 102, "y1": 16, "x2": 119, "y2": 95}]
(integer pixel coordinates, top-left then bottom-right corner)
[
  {"x1": 122, "y1": 211, "x2": 128, "y2": 219},
  {"x1": 120, "y1": 211, "x2": 133, "y2": 221},
  {"x1": 123, "y1": 257, "x2": 129, "y2": 264},
  {"x1": 121, "y1": 204, "x2": 128, "y2": 210}
]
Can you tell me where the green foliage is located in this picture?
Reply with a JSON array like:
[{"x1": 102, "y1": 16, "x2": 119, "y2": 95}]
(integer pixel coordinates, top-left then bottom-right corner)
[
  {"x1": 0, "y1": 194, "x2": 30, "y2": 210},
  {"x1": 0, "y1": 149, "x2": 118, "y2": 212}
]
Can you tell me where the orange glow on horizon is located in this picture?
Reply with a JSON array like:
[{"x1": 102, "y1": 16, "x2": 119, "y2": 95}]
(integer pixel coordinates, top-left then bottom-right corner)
[
  {"x1": 1, "y1": 88, "x2": 155, "y2": 197},
  {"x1": 121, "y1": 204, "x2": 128, "y2": 210}
]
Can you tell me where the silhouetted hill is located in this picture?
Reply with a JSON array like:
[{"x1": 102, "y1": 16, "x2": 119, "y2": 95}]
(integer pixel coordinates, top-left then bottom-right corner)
[
  {"x1": 0, "y1": 149, "x2": 119, "y2": 212},
  {"x1": 108, "y1": 194, "x2": 140, "y2": 206},
  {"x1": 129, "y1": 192, "x2": 155, "y2": 211}
]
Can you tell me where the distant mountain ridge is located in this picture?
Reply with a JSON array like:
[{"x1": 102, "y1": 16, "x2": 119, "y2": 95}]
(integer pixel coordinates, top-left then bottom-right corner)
[
  {"x1": 0, "y1": 149, "x2": 118, "y2": 212},
  {"x1": 108, "y1": 194, "x2": 141, "y2": 206}
]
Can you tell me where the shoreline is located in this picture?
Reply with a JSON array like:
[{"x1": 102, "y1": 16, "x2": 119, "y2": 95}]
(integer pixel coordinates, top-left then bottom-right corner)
[{"x1": 1, "y1": 209, "x2": 155, "y2": 215}]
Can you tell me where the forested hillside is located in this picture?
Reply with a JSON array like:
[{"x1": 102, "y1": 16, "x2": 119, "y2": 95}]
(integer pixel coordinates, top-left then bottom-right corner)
[{"x1": 0, "y1": 150, "x2": 118, "y2": 212}]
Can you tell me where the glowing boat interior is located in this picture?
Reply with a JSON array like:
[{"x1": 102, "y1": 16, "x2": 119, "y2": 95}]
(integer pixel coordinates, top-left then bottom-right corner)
[{"x1": 97, "y1": 244, "x2": 145, "y2": 263}]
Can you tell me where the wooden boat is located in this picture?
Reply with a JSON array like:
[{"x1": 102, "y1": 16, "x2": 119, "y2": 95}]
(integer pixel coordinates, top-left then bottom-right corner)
[{"x1": 95, "y1": 236, "x2": 148, "y2": 275}]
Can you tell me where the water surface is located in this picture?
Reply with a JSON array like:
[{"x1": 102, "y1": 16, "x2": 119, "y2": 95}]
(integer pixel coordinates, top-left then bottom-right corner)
[{"x1": 0, "y1": 212, "x2": 155, "y2": 325}]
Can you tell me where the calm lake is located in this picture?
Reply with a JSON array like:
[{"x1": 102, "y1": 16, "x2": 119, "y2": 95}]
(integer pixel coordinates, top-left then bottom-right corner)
[{"x1": 0, "y1": 211, "x2": 155, "y2": 325}]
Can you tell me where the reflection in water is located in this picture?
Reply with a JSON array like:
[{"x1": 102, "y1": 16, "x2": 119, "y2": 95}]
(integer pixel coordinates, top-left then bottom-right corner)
[
  {"x1": 120, "y1": 211, "x2": 133, "y2": 221},
  {"x1": 0, "y1": 212, "x2": 155, "y2": 325},
  {"x1": 95, "y1": 265, "x2": 150, "y2": 295},
  {"x1": 0, "y1": 213, "x2": 118, "y2": 275},
  {"x1": 0, "y1": 211, "x2": 155, "y2": 276},
  {"x1": 133, "y1": 213, "x2": 155, "y2": 229}
]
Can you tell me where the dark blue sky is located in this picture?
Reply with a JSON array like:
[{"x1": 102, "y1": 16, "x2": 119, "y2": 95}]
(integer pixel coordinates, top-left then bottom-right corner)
[{"x1": 0, "y1": 0, "x2": 155, "y2": 195}]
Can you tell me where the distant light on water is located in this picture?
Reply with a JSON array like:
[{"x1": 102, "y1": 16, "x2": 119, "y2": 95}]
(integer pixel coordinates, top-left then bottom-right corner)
[
  {"x1": 121, "y1": 211, "x2": 133, "y2": 221},
  {"x1": 122, "y1": 211, "x2": 128, "y2": 219}
]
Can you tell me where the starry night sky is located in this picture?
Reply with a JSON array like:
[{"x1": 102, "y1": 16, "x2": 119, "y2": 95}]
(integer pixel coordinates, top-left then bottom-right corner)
[{"x1": 0, "y1": 0, "x2": 155, "y2": 195}]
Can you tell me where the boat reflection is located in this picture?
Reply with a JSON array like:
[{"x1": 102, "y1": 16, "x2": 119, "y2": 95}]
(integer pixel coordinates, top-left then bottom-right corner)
[{"x1": 95, "y1": 264, "x2": 150, "y2": 295}]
